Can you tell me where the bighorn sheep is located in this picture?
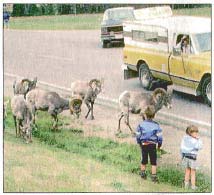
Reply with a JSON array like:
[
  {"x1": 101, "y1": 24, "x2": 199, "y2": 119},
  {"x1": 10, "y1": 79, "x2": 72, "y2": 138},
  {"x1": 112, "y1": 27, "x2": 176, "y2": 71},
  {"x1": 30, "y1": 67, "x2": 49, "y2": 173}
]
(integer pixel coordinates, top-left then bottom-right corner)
[
  {"x1": 13, "y1": 77, "x2": 37, "y2": 98},
  {"x1": 11, "y1": 95, "x2": 33, "y2": 143},
  {"x1": 117, "y1": 87, "x2": 173, "y2": 135},
  {"x1": 70, "y1": 79, "x2": 103, "y2": 120},
  {"x1": 26, "y1": 88, "x2": 82, "y2": 130}
]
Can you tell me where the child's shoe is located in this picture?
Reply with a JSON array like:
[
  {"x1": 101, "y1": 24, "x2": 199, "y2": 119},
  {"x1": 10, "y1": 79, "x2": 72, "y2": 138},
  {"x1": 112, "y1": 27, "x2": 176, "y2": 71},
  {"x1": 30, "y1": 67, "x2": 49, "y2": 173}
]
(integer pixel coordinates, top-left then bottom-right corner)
[
  {"x1": 140, "y1": 171, "x2": 147, "y2": 179},
  {"x1": 191, "y1": 185, "x2": 198, "y2": 190},
  {"x1": 184, "y1": 181, "x2": 190, "y2": 189},
  {"x1": 151, "y1": 174, "x2": 159, "y2": 183}
]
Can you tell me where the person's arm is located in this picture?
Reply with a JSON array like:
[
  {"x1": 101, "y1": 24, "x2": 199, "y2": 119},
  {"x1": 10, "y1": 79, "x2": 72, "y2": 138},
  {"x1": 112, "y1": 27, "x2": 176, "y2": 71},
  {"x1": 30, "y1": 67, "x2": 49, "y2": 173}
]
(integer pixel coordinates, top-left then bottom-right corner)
[
  {"x1": 136, "y1": 125, "x2": 142, "y2": 144},
  {"x1": 194, "y1": 138, "x2": 203, "y2": 151},
  {"x1": 156, "y1": 126, "x2": 163, "y2": 148}
]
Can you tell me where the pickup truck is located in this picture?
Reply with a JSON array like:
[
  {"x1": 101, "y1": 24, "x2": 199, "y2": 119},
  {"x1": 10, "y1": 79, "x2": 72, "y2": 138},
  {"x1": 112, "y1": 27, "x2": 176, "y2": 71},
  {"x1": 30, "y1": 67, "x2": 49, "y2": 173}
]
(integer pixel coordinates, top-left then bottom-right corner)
[
  {"x1": 100, "y1": 7, "x2": 135, "y2": 48},
  {"x1": 123, "y1": 12, "x2": 211, "y2": 106}
]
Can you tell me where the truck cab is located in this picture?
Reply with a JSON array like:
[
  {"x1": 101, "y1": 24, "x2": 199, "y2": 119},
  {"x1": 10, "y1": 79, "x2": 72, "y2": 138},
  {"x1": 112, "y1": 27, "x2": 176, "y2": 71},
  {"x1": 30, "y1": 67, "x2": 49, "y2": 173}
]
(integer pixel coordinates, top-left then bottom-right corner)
[{"x1": 122, "y1": 7, "x2": 211, "y2": 106}]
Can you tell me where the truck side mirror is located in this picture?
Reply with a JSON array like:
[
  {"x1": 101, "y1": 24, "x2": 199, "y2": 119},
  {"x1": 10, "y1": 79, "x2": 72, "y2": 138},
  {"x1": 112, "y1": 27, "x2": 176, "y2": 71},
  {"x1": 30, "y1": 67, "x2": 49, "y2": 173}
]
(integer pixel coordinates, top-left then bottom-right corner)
[{"x1": 173, "y1": 47, "x2": 181, "y2": 56}]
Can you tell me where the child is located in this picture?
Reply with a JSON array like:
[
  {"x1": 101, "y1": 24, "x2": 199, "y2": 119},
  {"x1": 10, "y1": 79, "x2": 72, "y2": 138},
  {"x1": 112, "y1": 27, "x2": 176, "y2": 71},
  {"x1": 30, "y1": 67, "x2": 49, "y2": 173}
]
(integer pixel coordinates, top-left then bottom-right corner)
[
  {"x1": 136, "y1": 105, "x2": 162, "y2": 183},
  {"x1": 180, "y1": 125, "x2": 203, "y2": 190}
]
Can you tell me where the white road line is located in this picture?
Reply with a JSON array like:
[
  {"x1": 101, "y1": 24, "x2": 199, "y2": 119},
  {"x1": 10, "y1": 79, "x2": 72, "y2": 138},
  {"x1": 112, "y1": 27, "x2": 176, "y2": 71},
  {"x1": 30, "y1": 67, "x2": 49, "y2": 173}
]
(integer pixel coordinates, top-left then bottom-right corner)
[{"x1": 4, "y1": 72, "x2": 211, "y2": 129}]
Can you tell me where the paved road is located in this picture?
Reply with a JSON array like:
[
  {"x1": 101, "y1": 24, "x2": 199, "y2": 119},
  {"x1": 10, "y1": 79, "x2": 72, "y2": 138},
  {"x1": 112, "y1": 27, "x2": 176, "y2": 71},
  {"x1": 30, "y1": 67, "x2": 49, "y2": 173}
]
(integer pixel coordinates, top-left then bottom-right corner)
[{"x1": 3, "y1": 30, "x2": 211, "y2": 125}]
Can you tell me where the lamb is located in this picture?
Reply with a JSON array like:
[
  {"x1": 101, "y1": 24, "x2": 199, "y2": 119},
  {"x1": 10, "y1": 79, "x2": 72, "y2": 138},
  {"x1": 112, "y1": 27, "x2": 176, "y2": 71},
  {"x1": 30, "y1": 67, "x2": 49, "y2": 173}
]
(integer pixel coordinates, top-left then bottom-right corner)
[
  {"x1": 117, "y1": 87, "x2": 173, "y2": 135},
  {"x1": 11, "y1": 95, "x2": 33, "y2": 143},
  {"x1": 70, "y1": 79, "x2": 104, "y2": 120},
  {"x1": 13, "y1": 77, "x2": 37, "y2": 98},
  {"x1": 26, "y1": 88, "x2": 82, "y2": 130}
]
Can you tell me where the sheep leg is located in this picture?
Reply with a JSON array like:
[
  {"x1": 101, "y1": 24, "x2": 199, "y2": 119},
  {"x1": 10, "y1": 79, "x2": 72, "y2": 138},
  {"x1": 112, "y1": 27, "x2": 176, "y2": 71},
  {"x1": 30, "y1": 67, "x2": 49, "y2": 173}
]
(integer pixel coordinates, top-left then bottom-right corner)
[
  {"x1": 90, "y1": 102, "x2": 95, "y2": 120},
  {"x1": 85, "y1": 102, "x2": 91, "y2": 119},
  {"x1": 13, "y1": 115, "x2": 18, "y2": 137},
  {"x1": 117, "y1": 113, "x2": 124, "y2": 133},
  {"x1": 18, "y1": 120, "x2": 23, "y2": 137},
  {"x1": 30, "y1": 107, "x2": 37, "y2": 129},
  {"x1": 125, "y1": 112, "x2": 135, "y2": 135},
  {"x1": 52, "y1": 114, "x2": 58, "y2": 131}
]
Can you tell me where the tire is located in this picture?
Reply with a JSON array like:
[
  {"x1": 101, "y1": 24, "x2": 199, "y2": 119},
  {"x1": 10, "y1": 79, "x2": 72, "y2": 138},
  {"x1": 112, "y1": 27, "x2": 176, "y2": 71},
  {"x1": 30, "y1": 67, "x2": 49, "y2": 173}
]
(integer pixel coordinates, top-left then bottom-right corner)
[
  {"x1": 201, "y1": 76, "x2": 211, "y2": 106},
  {"x1": 139, "y1": 64, "x2": 153, "y2": 90},
  {"x1": 102, "y1": 41, "x2": 107, "y2": 48},
  {"x1": 106, "y1": 42, "x2": 111, "y2": 48}
]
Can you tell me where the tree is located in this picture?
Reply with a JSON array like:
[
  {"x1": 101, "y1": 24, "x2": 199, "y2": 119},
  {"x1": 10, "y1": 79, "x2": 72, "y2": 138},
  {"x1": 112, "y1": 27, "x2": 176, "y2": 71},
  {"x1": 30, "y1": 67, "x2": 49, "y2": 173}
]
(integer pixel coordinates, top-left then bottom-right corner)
[{"x1": 12, "y1": 4, "x2": 25, "y2": 16}]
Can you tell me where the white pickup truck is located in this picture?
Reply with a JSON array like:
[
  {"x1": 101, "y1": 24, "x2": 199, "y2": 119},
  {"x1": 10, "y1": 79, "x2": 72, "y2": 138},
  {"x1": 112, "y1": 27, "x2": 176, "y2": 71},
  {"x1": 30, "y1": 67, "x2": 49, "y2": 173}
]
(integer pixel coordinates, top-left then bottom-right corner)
[{"x1": 122, "y1": 6, "x2": 211, "y2": 106}]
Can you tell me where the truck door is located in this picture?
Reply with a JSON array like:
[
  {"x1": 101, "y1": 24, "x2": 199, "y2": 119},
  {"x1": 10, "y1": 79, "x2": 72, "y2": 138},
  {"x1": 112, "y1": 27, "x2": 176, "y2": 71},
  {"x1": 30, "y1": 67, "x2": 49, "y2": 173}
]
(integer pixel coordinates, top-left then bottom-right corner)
[{"x1": 169, "y1": 34, "x2": 195, "y2": 88}]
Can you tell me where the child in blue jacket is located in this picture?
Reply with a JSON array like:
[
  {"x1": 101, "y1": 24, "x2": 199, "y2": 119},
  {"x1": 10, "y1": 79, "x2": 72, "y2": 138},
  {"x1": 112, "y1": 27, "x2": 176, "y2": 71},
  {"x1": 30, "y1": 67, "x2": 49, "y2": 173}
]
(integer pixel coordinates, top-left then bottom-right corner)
[{"x1": 136, "y1": 105, "x2": 162, "y2": 183}]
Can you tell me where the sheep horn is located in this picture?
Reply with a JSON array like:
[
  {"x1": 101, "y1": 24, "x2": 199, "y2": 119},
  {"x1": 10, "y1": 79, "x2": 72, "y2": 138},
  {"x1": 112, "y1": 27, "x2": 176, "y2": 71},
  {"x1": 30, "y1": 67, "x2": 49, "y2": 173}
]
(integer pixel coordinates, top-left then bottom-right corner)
[
  {"x1": 89, "y1": 79, "x2": 98, "y2": 88},
  {"x1": 153, "y1": 88, "x2": 167, "y2": 96},
  {"x1": 69, "y1": 96, "x2": 83, "y2": 114},
  {"x1": 21, "y1": 78, "x2": 31, "y2": 84},
  {"x1": 152, "y1": 88, "x2": 167, "y2": 103}
]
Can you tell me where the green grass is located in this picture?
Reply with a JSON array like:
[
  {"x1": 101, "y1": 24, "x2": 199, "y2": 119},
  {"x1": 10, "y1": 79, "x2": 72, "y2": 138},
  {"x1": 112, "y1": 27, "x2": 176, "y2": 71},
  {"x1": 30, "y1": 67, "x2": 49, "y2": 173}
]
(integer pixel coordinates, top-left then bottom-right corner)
[
  {"x1": 9, "y1": 14, "x2": 103, "y2": 30},
  {"x1": 4, "y1": 131, "x2": 182, "y2": 192},
  {"x1": 7, "y1": 7, "x2": 210, "y2": 30},
  {"x1": 173, "y1": 7, "x2": 211, "y2": 17},
  {"x1": 4, "y1": 101, "x2": 211, "y2": 192}
]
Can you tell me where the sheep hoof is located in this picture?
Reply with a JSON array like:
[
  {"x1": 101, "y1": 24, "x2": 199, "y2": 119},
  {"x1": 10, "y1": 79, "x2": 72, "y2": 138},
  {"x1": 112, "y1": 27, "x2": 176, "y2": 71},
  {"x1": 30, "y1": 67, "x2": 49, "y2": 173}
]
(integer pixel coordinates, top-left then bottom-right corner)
[
  {"x1": 90, "y1": 116, "x2": 95, "y2": 120},
  {"x1": 115, "y1": 131, "x2": 122, "y2": 136}
]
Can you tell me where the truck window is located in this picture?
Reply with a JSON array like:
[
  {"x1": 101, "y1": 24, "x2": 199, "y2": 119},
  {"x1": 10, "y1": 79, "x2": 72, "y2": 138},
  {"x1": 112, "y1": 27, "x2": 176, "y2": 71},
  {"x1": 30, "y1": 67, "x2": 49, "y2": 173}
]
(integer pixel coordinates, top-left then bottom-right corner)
[
  {"x1": 132, "y1": 30, "x2": 158, "y2": 43},
  {"x1": 176, "y1": 34, "x2": 193, "y2": 54},
  {"x1": 132, "y1": 30, "x2": 168, "y2": 44}
]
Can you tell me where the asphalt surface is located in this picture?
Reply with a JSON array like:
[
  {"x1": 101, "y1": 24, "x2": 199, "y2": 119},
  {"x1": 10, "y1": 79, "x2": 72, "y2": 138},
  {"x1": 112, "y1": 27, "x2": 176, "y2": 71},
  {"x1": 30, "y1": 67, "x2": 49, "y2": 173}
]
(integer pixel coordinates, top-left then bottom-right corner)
[{"x1": 3, "y1": 29, "x2": 211, "y2": 128}]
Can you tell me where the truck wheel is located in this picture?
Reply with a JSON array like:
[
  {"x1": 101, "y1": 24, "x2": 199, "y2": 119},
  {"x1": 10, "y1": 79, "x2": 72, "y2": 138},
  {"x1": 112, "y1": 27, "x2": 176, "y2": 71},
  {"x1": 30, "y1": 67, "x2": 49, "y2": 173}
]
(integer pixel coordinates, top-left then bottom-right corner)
[
  {"x1": 201, "y1": 76, "x2": 211, "y2": 106},
  {"x1": 102, "y1": 41, "x2": 107, "y2": 48},
  {"x1": 106, "y1": 42, "x2": 111, "y2": 48},
  {"x1": 139, "y1": 64, "x2": 153, "y2": 90}
]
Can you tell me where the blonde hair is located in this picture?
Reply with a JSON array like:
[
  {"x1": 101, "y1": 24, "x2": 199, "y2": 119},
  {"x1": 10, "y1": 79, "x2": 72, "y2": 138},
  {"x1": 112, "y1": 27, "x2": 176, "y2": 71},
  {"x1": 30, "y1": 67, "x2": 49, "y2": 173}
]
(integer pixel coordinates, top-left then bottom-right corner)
[
  {"x1": 145, "y1": 105, "x2": 155, "y2": 119},
  {"x1": 186, "y1": 125, "x2": 199, "y2": 135}
]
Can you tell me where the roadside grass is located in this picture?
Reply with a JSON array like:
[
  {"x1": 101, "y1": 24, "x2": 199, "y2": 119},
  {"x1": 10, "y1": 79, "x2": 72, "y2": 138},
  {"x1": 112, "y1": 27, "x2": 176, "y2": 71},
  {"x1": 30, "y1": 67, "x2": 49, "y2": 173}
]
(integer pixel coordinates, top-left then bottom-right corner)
[
  {"x1": 4, "y1": 101, "x2": 211, "y2": 192},
  {"x1": 9, "y1": 14, "x2": 102, "y2": 30},
  {"x1": 8, "y1": 7, "x2": 210, "y2": 30},
  {"x1": 173, "y1": 7, "x2": 211, "y2": 17},
  {"x1": 4, "y1": 131, "x2": 182, "y2": 192}
]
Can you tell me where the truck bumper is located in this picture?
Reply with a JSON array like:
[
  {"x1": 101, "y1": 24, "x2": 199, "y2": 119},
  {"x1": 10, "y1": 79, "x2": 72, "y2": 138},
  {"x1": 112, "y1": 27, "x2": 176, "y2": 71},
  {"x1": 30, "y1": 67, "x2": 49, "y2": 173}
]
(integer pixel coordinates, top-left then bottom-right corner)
[
  {"x1": 122, "y1": 64, "x2": 138, "y2": 80},
  {"x1": 101, "y1": 33, "x2": 124, "y2": 43}
]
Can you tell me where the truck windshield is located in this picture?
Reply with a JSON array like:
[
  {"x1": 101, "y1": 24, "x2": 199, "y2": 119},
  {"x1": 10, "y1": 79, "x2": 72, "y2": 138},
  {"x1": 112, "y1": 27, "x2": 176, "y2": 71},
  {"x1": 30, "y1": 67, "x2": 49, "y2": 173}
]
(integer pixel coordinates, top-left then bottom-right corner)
[
  {"x1": 192, "y1": 32, "x2": 211, "y2": 52},
  {"x1": 108, "y1": 9, "x2": 134, "y2": 21}
]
